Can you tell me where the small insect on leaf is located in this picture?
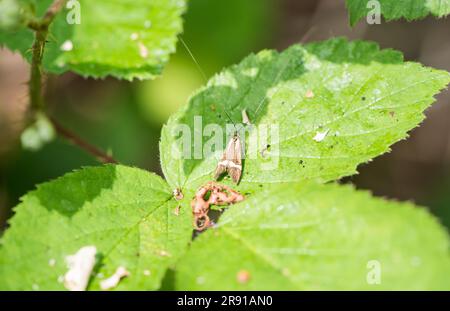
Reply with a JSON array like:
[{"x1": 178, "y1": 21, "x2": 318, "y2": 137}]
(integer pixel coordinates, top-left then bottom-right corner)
[
  {"x1": 214, "y1": 133, "x2": 242, "y2": 184},
  {"x1": 214, "y1": 109, "x2": 250, "y2": 184},
  {"x1": 191, "y1": 182, "x2": 244, "y2": 231}
]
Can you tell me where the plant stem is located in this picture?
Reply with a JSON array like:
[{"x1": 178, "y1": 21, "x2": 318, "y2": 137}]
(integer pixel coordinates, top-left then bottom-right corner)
[
  {"x1": 29, "y1": 30, "x2": 46, "y2": 112},
  {"x1": 42, "y1": 0, "x2": 67, "y2": 26},
  {"x1": 27, "y1": 0, "x2": 118, "y2": 165},
  {"x1": 50, "y1": 118, "x2": 118, "y2": 164},
  {"x1": 28, "y1": 0, "x2": 67, "y2": 112}
]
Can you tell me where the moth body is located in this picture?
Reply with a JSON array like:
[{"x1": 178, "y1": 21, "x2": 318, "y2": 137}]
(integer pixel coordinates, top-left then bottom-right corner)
[{"x1": 214, "y1": 132, "x2": 242, "y2": 184}]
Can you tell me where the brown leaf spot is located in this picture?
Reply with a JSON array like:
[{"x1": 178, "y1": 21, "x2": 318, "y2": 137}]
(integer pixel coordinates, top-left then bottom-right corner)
[
  {"x1": 305, "y1": 90, "x2": 314, "y2": 98},
  {"x1": 236, "y1": 270, "x2": 251, "y2": 284}
]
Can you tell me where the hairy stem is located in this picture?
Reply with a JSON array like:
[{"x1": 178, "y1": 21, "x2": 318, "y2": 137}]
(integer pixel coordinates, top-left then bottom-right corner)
[
  {"x1": 43, "y1": 0, "x2": 67, "y2": 26},
  {"x1": 28, "y1": 0, "x2": 67, "y2": 112},
  {"x1": 29, "y1": 31, "x2": 46, "y2": 112},
  {"x1": 27, "y1": 0, "x2": 118, "y2": 164}
]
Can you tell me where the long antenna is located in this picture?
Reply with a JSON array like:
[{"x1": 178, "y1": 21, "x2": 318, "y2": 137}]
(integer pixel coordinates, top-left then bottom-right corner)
[
  {"x1": 179, "y1": 26, "x2": 316, "y2": 134},
  {"x1": 179, "y1": 36, "x2": 208, "y2": 83},
  {"x1": 223, "y1": 110, "x2": 237, "y2": 128},
  {"x1": 179, "y1": 35, "x2": 240, "y2": 130}
]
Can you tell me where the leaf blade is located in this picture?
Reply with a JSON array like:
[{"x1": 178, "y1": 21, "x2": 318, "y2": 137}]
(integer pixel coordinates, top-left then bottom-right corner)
[
  {"x1": 160, "y1": 38, "x2": 450, "y2": 191},
  {"x1": 346, "y1": 0, "x2": 450, "y2": 26},
  {"x1": 0, "y1": 0, "x2": 186, "y2": 80},
  {"x1": 0, "y1": 165, "x2": 192, "y2": 290},
  {"x1": 176, "y1": 183, "x2": 450, "y2": 290}
]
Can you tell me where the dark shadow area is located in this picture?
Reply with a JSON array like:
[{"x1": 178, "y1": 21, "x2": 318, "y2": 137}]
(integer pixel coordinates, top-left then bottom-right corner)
[
  {"x1": 87, "y1": 252, "x2": 105, "y2": 289},
  {"x1": 30, "y1": 164, "x2": 117, "y2": 217},
  {"x1": 305, "y1": 37, "x2": 404, "y2": 64},
  {"x1": 159, "y1": 268, "x2": 176, "y2": 290}
]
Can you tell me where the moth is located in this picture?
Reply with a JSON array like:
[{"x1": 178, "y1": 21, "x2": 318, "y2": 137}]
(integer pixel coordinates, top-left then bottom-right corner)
[
  {"x1": 214, "y1": 110, "x2": 250, "y2": 184},
  {"x1": 214, "y1": 131, "x2": 242, "y2": 184}
]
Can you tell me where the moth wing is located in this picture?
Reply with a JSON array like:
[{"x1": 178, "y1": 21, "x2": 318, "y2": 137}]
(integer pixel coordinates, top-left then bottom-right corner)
[
  {"x1": 214, "y1": 138, "x2": 234, "y2": 180},
  {"x1": 232, "y1": 136, "x2": 242, "y2": 166},
  {"x1": 215, "y1": 134, "x2": 243, "y2": 183},
  {"x1": 224, "y1": 136, "x2": 237, "y2": 161},
  {"x1": 214, "y1": 164, "x2": 227, "y2": 180},
  {"x1": 228, "y1": 167, "x2": 242, "y2": 184},
  {"x1": 229, "y1": 136, "x2": 242, "y2": 183}
]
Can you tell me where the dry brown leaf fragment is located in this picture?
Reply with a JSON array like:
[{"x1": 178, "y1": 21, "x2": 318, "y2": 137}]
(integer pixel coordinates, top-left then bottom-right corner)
[
  {"x1": 236, "y1": 270, "x2": 251, "y2": 284},
  {"x1": 191, "y1": 182, "x2": 244, "y2": 231}
]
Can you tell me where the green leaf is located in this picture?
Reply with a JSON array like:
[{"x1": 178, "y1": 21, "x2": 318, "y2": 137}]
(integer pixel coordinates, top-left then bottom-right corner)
[
  {"x1": 346, "y1": 0, "x2": 450, "y2": 26},
  {"x1": 176, "y1": 183, "x2": 450, "y2": 290},
  {"x1": 0, "y1": 0, "x2": 24, "y2": 30},
  {"x1": 0, "y1": 0, "x2": 186, "y2": 80},
  {"x1": 0, "y1": 165, "x2": 192, "y2": 290},
  {"x1": 160, "y1": 38, "x2": 450, "y2": 192}
]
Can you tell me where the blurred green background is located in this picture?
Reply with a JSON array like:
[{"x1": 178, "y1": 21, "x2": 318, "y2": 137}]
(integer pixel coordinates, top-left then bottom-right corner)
[{"x1": 0, "y1": 0, "x2": 449, "y2": 230}]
